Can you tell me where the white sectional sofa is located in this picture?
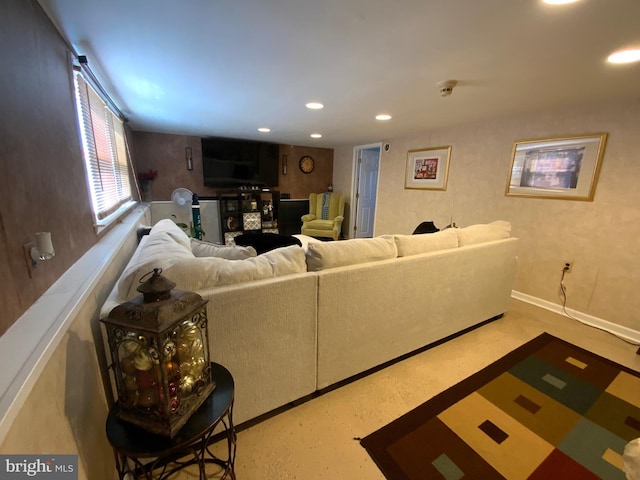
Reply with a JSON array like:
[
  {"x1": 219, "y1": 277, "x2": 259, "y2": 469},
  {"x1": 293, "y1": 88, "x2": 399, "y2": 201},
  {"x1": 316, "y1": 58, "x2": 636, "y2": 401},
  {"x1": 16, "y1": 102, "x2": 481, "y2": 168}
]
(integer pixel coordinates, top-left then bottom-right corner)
[{"x1": 100, "y1": 219, "x2": 518, "y2": 425}]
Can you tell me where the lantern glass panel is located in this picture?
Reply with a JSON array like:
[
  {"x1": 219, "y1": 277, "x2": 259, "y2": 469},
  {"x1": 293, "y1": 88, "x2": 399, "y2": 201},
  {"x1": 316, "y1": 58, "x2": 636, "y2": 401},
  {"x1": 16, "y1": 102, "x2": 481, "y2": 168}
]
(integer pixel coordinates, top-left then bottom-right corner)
[{"x1": 102, "y1": 285, "x2": 215, "y2": 438}]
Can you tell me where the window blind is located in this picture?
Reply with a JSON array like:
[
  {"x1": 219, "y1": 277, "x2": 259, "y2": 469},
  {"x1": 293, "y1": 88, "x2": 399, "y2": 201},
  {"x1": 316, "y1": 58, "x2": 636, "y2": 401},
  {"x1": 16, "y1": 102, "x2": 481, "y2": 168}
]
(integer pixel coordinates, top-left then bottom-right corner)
[{"x1": 74, "y1": 71, "x2": 132, "y2": 223}]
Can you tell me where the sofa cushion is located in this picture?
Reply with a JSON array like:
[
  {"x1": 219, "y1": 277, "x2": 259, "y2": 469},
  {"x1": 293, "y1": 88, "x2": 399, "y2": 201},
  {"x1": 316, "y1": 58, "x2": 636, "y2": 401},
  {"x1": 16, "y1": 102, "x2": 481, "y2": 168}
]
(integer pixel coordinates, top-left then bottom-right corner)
[
  {"x1": 305, "y1": 235, "x2": 397, "y2": 272},
  {"x1": 394, "y1": 229, "x2": 458, "y2": 257},
  {"x1": 148, "y1": 218, "x2": 193, "y2": 250},
  {"x1": 259, "y1": 245, "x2": 308, "y2": 277},
  {"x1": 117, "y1": 219, "x2": 195, "y2": 301},
  {"x1": 190, "y1": 238, "x2": 257, "y2": 259},
  {"x1": 160, "y1": 245, "x2": 307, "y2": 291},
  {"x1": 457, "y1": 220, "x2": 511, "y2": 246}
]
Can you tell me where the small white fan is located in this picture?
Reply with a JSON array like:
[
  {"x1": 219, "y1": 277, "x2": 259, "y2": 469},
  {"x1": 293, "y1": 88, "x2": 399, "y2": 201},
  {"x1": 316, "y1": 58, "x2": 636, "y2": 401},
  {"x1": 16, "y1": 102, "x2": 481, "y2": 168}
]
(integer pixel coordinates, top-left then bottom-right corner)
[{"x1": 171, "y1": 188, "x2": 193, "y2": 208}]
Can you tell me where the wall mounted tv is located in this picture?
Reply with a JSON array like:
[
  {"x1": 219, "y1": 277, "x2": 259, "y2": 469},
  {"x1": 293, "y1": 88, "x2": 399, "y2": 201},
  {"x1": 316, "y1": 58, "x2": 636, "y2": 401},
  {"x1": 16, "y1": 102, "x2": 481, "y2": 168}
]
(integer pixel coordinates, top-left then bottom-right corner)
[{"x1": 201, "y1": 137, "x2": 279, "y2": 188}]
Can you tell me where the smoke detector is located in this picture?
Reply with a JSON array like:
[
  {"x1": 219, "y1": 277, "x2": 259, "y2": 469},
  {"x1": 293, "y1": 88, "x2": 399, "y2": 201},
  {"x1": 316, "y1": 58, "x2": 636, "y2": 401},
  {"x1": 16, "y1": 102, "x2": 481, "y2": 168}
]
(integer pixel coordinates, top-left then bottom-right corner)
[{"x1": 436, "y1": 80, "x2": 458, "y2": 97}]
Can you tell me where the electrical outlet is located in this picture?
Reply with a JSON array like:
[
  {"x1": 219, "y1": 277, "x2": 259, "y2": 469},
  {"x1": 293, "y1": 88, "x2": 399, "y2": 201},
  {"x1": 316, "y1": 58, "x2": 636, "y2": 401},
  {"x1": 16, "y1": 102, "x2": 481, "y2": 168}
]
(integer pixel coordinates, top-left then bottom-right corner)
[{"x1": 563, "y1": 261, "x2": 573, "y2": 273}]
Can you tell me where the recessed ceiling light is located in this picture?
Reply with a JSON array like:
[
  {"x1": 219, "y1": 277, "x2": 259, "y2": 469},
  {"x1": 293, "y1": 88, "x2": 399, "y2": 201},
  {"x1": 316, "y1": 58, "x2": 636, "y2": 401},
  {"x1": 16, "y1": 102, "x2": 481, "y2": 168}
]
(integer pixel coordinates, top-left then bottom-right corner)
[
  {"x1": 310, "y1": 133, "x2": 322, "y2": 138},
  {"x1": 376, "y1": 114, "x2": 392, "y2": 121},
  {"x1": 542, "y1": 0, "x2": 580, "y2": 4},
  {"x1": 257, "y1": 127, "x2": 271, "y2": 133},
  {"x1": 607, "y1": 49, "x2": 640, "y2": 64},
  {"x1": 306, "y1": 102, "x2": 324, "y2": 110}
]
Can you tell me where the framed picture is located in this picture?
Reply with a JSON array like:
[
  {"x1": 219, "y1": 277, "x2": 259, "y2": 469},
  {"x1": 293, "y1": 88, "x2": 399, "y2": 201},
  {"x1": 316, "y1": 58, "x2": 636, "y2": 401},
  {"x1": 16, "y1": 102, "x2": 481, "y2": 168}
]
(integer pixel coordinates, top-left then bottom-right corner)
[
  {"x1": 506, "y1": 133, "x2": 607, "y2": 201},
  {"x1": 404, "y1": 146, "x2": 451, "y2": 190}
]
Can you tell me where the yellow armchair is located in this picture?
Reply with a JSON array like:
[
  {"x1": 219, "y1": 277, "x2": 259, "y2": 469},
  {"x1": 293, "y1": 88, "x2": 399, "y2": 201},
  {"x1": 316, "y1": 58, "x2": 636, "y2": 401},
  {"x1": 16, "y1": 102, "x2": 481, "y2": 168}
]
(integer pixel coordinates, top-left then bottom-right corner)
[{"x1": 301, "y1": 193, "x2": 345, "y2": 240}]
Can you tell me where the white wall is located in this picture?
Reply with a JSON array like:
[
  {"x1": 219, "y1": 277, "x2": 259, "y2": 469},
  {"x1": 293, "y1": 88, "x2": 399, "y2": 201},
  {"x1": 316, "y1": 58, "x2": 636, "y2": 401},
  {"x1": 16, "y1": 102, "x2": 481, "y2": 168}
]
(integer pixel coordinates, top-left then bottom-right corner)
[{"x1": 334, "y1": 99, "x2": 640, "y2": 331}]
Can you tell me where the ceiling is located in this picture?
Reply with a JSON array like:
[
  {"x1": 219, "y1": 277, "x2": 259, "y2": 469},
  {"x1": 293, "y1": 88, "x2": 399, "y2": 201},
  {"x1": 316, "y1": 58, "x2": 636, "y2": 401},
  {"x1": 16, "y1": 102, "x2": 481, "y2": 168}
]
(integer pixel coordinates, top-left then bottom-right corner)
[{"x1": 38, "y1": 0, "x2": 640, "y2": 148}]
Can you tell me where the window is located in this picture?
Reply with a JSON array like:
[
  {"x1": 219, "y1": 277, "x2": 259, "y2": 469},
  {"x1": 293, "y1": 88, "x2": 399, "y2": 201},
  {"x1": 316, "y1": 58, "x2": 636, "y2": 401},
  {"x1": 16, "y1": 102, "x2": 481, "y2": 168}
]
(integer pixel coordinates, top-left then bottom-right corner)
[{"x1": 74, "y1": 70, "x2": 134, "y2": 230}]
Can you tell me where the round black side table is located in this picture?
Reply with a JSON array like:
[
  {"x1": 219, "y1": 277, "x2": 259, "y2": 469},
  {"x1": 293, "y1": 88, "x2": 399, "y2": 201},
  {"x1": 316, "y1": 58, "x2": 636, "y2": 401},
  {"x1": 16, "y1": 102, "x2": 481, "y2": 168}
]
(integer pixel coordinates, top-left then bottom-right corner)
[{"x1": 106, "y1": 363, "x2": 236, "y2": 479}]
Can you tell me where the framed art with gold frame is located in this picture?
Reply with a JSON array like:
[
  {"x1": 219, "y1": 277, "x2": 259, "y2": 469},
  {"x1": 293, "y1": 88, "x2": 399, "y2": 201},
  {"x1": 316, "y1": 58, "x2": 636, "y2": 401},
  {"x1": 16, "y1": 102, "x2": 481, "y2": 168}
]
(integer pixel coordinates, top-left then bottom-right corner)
[
  {"x1": 505, "y1": 133, "x2": 607, "y2": 201},
  {"x1": 404, "y1": 146, "x2": 451, "y2": 191}
]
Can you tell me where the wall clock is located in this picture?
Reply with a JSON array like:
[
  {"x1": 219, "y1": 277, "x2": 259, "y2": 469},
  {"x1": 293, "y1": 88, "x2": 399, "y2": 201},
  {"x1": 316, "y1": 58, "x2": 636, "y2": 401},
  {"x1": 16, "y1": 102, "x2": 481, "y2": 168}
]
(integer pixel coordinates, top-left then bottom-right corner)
[{"x1": 299, "y1": 155, "x2": 315, "y2": 174}]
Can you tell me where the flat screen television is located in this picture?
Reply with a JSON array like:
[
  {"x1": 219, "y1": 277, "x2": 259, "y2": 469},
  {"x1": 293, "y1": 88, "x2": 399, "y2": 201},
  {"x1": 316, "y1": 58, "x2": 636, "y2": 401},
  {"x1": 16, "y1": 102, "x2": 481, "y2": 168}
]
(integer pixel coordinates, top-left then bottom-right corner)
[{"x1": 201, "y1": 137, "x2": 279, "y2": 188}]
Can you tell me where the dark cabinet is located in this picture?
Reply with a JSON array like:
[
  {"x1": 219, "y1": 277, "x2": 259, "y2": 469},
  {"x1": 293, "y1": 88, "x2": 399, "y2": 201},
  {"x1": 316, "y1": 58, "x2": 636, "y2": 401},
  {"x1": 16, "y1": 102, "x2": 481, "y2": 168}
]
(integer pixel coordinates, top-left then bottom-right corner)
[
  {"x1": 278, "y1": 199, "x2": 309, "y2": 236},
  {"x1": 218, "y1": 189, "x2": 280, "y2": 245}
]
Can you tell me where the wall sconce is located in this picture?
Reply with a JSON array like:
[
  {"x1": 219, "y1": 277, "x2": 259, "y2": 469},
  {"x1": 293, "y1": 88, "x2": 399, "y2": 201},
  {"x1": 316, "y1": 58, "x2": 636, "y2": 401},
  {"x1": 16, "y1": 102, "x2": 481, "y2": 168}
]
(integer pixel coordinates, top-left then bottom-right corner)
[
  {"x1": 24, "y1": 232, "x2": 55, "y2": 277},
  {"x1": 185, "y1": 147, "x2": 193, "y2": 171},
  {"x1": 282, "y1": 154, "x2": 288, "y2": 175}
]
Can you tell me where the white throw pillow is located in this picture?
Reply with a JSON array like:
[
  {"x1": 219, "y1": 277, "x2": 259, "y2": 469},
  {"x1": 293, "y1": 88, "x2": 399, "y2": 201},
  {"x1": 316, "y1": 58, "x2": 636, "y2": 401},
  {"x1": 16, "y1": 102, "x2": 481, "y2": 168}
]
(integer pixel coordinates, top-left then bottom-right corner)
[
  {"x1": 190, "y1": 238, "x2": 257, "y2": 259},
  {"x1": 161, "y1": 245, "x2": 307, "y2": 291},
  {"x1": 394, "y1": 229, "x2": 459, "y2": 257},
  {"x1": 457, "y1": 220, "x2": 511, "y2": 246},
  {"x1": 117, "y1": 221, "x2": 195, "y2": 301},
  {"x1": 293, "y1": 234, "x2": 323, "y2": 252},
  {"x1": 148, "y1": 218, "x2": 192, "y2": 250},
  {"x1": 260, "y1": 245, "x2": 308, "y2": 276},
  {"x1": 305, "y1": 235, "x2": 397, "y2": 272}
]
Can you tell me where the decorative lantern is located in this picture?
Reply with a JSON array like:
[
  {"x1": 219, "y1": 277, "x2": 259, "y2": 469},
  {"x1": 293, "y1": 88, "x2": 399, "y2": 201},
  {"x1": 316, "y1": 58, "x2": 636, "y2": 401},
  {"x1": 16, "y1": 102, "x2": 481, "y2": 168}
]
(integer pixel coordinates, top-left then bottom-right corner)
[{"x1": 101, "y1": 268, "x2": 215, "y2": 437}]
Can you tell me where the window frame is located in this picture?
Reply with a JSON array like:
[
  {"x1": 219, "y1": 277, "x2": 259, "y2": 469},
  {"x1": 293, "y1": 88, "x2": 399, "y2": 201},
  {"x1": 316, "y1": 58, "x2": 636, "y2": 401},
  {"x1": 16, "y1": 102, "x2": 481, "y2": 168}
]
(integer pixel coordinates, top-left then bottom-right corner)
[{"x1": 73, "y1": 68, "x2": 135, "y2": 233}]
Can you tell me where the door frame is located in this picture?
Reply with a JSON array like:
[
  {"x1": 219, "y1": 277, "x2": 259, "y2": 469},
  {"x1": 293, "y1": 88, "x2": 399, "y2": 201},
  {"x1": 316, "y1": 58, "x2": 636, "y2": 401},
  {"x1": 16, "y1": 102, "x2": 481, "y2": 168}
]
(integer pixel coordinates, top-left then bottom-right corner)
[{"x1": 350, "y1": 142, "x2": 382, "y2": 238}]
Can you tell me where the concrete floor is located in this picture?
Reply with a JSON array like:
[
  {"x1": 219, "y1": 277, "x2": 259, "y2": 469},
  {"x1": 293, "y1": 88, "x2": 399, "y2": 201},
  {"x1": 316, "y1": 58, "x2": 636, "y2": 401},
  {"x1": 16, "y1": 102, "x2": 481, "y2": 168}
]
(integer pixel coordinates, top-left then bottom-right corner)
[{"x1": 177, "y1": 299, "x2": 640, "y2": 479}]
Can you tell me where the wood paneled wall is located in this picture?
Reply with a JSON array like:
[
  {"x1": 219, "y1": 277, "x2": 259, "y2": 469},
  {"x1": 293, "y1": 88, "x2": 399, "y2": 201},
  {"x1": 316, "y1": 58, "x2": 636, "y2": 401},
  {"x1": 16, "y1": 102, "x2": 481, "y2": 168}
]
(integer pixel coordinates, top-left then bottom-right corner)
[
  {"x1": 132, "y1": 132, "x2": 333, "y2": 201},
  {"x1": 277, "y1": 145, "x2": 334, "y2": 200},
  {"x1": 0, "y1": 0, "x2": 100, "y2": 334}
]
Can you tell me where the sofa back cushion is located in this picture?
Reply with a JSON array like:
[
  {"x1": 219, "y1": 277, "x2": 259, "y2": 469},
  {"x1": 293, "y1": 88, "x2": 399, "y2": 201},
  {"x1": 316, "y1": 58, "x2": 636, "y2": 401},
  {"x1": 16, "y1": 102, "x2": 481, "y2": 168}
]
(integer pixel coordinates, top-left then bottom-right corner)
[
  {"x1": 161, "y1": 245, "x2": 307, "y2": 291},
  {"x1": 148, "y1": 218, "x2": 192, "y2": 250},
  {"x1": 457, "y1": 220, "x2": 511, "y2": 246},
  {"x1": 190, "y1": 238, "x2": 257, "y2": 259},
  {"x1": 117, "y1": 219, "x2": 195, "y2": 301},
  {"x1": 394, "y1": 229, "x2": 458, "y2": 257},
  {"x1": 305, "y1": 235, "x2": 397, "y2": 272}
]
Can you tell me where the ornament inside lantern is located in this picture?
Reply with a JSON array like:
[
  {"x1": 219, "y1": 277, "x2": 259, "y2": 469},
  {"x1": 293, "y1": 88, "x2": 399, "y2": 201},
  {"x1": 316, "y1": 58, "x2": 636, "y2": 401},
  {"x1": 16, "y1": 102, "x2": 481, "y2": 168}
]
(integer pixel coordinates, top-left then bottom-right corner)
[{"x1": 101, "y1": 268, "x2": 215, "y2": 437}]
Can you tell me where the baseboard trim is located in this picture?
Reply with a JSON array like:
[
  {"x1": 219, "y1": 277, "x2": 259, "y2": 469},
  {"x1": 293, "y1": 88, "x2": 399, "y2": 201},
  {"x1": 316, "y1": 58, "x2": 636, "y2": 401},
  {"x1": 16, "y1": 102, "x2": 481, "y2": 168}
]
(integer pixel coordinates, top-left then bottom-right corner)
[
  {"x1": 511, "y1": 290, "x2": 640, "y2": 345},
  {"x1": 234, "y1": 314, "x2": 504, "y2": 433}
]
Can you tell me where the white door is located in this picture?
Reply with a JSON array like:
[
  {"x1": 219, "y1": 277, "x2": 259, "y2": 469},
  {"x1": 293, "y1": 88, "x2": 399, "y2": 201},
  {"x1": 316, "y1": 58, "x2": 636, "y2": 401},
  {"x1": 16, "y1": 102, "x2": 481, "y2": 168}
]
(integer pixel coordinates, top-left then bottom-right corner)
[{"x1": 354, "y1": 146, "x2": 380, "y2": 238}]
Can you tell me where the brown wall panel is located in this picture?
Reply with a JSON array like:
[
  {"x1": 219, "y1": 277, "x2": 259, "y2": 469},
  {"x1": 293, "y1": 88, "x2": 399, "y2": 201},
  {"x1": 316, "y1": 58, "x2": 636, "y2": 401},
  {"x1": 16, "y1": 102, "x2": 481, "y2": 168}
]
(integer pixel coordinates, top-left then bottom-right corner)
[
  {"x1": 0, "y1": 213, "x2": 22, "y2": 333},
  {"x1": 0, "y1": 0, "x2": 98, "y2": 334},
  {"x1": 278, "y1": 145, "x2": 334, "y2": 200},
  {"x1": 132, "y1": 132, "x2": 334, "y2": 202},
  {"x1": 132, "y1": 132, "x2": 215, "y2": 201}
]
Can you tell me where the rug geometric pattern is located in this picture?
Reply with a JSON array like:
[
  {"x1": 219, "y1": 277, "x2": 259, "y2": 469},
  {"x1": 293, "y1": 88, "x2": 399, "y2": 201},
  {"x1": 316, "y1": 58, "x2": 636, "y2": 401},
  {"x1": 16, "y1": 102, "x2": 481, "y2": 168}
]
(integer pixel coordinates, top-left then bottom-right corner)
[{"x1": 361, "y1": 333, "x2": 640, "y2": 479}]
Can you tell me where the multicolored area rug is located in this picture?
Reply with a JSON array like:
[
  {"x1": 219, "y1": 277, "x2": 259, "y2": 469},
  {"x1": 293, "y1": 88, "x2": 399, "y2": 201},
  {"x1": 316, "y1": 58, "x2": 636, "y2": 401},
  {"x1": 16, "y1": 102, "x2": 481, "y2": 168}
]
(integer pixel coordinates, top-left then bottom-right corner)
[{"x1": 361, "y1": 333, "x2": 640, "y2": 479}]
